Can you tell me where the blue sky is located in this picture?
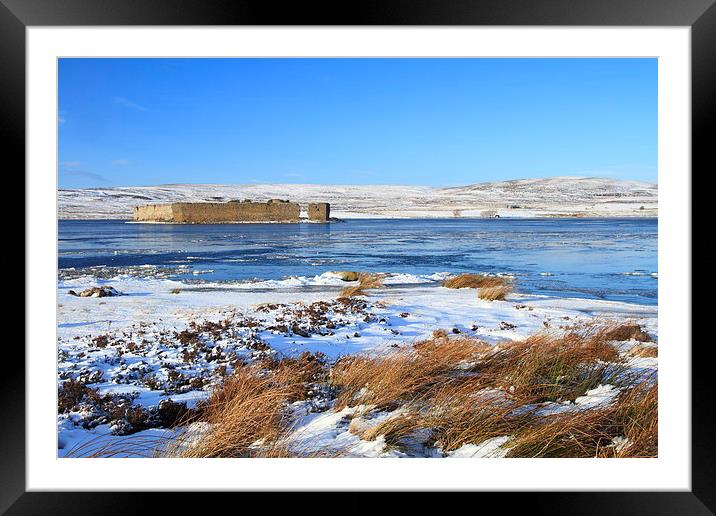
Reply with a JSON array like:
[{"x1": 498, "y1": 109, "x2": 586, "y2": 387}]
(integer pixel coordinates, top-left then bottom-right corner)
[{"x1": 58, "y1": 58, "x2": 657, "y2": 188}]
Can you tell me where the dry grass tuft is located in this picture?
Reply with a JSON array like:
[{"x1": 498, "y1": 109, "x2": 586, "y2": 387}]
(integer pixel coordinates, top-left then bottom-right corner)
[
  {"x1": 442, "y1": 273, "x2": 514, "y2": 301},
  {"x1": 338, "y1": 285, "x2": 365, "y2": 298},
  {"x1": 604, "y1": 379, "x2": 658, "y2": 457},
  {"x1": 339, "y1": 272, "x2": 385, "y2": 298},
  {"x1": 347, "y1": 324, "x2": 646, "y2": 455},
  {"x1": 357, "y1": 272, "x2": 384, "y2": 288},
  {"x1": 505, "y1": 379, "x2": 657, "y2": 458},
  {"x1": 443, "y1": 273, "x2": 509, "y2": 290},
  {"x1": 64, "y1": 433, "x2": 179, "y2": 458},
  {"x1": 423, "y1": 384, "x2": 536, "y2": 452},
  {"x1": 626, "y1": 343, "x2": 658, "y2": 358},
  {"x1": 432, "y1": 329, "x2": 449, "y2": 339},
  {"x1": 331, "y1": 338, "x2": 490, "y2": 411},
  {"x1": 169, "y1": 351, "x2": 331, "y2": 458},
  {"x1": 179, "y1": 365, "x2": 295, "y2": 457},
  {"x1": 360, "y1": 412, "x2": 425, "y2": 446},
  {"x1": 354, "y1": 378, "x2": 539, "y2": 453},
  {"x1": 478, "y1": 284, "x2": 513, "y2": 301},
  {"x1": 475, "y1": 327, "x2": 624, "y2": 403}
]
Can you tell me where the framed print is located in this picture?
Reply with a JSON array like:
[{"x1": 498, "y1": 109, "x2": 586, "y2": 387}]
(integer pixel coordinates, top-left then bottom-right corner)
[{"x1": 6, "y1": 0, "x2": 709, "y2": 512}]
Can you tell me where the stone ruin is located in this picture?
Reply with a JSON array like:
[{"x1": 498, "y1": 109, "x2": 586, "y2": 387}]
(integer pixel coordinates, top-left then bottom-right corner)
[
  {"x1": 308, "y1": 202, "x2": 330, "y2": 222},
  {"x1": 133, "y1": 199, "x2": 331, "y2": 223}
]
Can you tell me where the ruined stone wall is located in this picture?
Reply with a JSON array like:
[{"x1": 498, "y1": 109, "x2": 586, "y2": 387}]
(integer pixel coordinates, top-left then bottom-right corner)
[
  {"x1": 134, "y1": 204, "x2": 175, "y2": 222},
  {"x1": 134, "y1": 201, "x2": 300, "y2": 223},
  {"x1": 308, "y1": 202, "x2": 330, "y2": 222}
]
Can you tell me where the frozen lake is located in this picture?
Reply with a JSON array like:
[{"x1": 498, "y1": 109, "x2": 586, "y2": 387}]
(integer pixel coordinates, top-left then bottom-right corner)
[{"x1": 58, "y1": 217, "x2": 657, "y2": 305}]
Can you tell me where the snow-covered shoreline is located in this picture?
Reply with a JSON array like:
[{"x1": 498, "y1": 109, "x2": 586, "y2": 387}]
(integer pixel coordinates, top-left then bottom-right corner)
[{"x1": 57, "y1": 271, "x2": 657, "y2": 457}]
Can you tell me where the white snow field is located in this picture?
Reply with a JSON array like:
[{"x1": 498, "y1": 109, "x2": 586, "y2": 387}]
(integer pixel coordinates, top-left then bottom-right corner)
[
  {"x1": 58, "y1": 176, "x2": 657, "y2": 220},
  {"x1": 57, "y1": 271, "x2": 657, "y2": 458}
]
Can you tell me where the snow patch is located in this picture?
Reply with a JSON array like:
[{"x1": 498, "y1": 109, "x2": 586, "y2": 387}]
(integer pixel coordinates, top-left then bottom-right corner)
[{"x1": 447, "y1": 436, "x2": 512, "y2": 458}]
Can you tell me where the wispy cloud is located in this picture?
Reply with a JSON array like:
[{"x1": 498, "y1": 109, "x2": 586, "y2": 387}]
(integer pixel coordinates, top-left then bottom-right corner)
[
  {"x1": 112, "y1": 159, "x2": 130, "y2": 166},
  {"x1": 60, "y1": 161, "x2": 81, "y2": 168},
  {"x1": 61, "y1": 170, "x2": 111, "y2": 183},
  {"x1": 58, "y1": 110, "x2": 66, "y2": 124},
  {"x1": 113, "y1": 96, "x2": 147, "y2": 111}
]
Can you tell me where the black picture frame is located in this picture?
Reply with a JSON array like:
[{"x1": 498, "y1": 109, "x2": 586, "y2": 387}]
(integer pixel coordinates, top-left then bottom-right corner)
[{"x1": 5, "y1": 0, "x2": 707, "y2": 512}]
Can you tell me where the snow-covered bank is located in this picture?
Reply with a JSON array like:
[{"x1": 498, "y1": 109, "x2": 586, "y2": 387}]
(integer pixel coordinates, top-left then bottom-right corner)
[
  {"x1": 58, "y1": 177, "x2": 657, "y2": 220},
  {"x1": 57, "y1": 271, "x2": 657, "y2": 457}
]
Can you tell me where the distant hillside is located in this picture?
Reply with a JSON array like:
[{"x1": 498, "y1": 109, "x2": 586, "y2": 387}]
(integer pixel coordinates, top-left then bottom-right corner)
[{"x1": 57, "y1": 177, "x2": 657, "y2": 220}]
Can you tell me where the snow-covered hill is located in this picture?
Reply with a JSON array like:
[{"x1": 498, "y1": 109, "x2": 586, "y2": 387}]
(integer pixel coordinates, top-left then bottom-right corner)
[{"x1": 57, "y1": 177, "x2": 657, "y2": 219}]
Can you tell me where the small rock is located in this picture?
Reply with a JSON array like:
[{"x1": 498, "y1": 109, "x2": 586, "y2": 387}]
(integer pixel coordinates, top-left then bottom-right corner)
[
  {"x1": 74, "y1": 286, "x2": 122, "y2": 298},
  {"x1": 604, "y1": 323, "x2": 651, "y2": 342}
]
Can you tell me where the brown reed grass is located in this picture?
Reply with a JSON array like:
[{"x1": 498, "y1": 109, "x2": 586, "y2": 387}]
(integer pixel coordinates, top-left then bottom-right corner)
[
  {"x1": 442, "y1": 273, "x2": 509, "y2": 289},
  {"x1": 179, "y1": 369, "x2": 292, "y2": 457},
  {"x1": 339, "y1": 272, "x2": 385, "y2": 298},
  {"x1": 331, "y1": 338, "x2": 490, "y2": 411},
  {"x1": 66, "y1": 323, "x2": 656, "y2": 459},
  {"x1": 474, "y1": 326, "x2": 624, "y2": 403},
  {"x1": 339, "y1": 323, "x2": 651, "y2": 456},
  {"x1": 478, "y1": 284, "x2": 513, "y2": 301},
  {"x1": 505, "y1": 378, "x2": 657, "y2": 458}
]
